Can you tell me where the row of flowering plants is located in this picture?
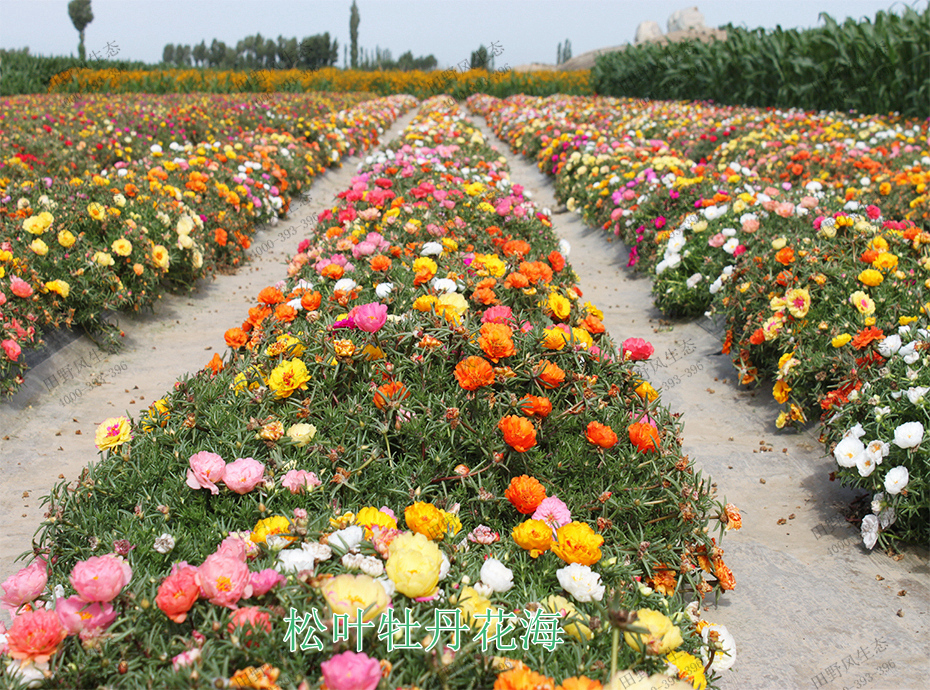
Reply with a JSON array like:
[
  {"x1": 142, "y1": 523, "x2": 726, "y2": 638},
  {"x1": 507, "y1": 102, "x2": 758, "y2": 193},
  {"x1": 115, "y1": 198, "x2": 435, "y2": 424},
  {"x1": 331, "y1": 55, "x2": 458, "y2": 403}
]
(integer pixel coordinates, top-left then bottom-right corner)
[
  {"x1": 0, "y1": 93, "x2": 417, "y2": 396},
  {"x1": 465, "y1": 94, "x2": 929, "y2": 551},
  {"x1": 0, "y1": 98, "x2": 739, "y2": 689}
]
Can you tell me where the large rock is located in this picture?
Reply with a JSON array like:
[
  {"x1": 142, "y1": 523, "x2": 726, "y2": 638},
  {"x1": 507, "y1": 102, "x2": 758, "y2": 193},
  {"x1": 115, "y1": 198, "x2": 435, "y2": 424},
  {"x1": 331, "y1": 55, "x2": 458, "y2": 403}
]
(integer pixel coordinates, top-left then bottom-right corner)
[
  {"x1": 635, "y1": 21, "x2": 664, "y2": 44},
  {"x1": 668, "y1": 7, "x2": 706, "y2": 33}
]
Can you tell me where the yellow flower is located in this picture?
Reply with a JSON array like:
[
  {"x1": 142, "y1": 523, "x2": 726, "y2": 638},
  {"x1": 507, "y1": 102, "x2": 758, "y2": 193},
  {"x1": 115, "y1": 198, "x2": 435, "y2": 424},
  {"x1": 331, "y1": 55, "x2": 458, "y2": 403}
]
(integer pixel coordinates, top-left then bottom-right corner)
[
  {"x1": 413, "y1": 294, "x2": 438, "y2": 312},
  {"x1": 453, "y1": 586, "x2": 498, "y2": 636},
  {"x1": 94, "y1": 416, "x2": 132, "y2": 451},
  {"x1": 405, "y1": 502, "x2": 447, "y2": 540},
  {"x1": 584, "y1": 301, "x2": 603, "y2": 319},
  {"x1": 322, "y1": 574, "x2": 389, "y2": 623},
  {"x1": 250, "y1": 515, "x2": 296, "y2": 547},
  {"x1": 548, "y1": 293, "x2": 571, "y2": 321},
  {"x1": 29, "y1": 238, "x2": 48, "y2": 256},
  {"x1": 551, "y1": 521, "x2": 603, "y2": 565},
  {"x1": 111, "y1": 238, "x2": 133, "y2": 256},
  {"x1": 832, "y1": 333, "x2": 852, "y2": 347},
  {"x1": 285, "y1": 423, "x2": 316, "y2": 447},
  {"x1": 771, "y1": 237, "x2": 787, "y2": 250},
  {"x1": 362, "y1": 344, "x2": 384, "y2": 360},
  {"x1": 266, "y1": 358, "x2": 311, "y2": 398},
  {"x1": 625, "y1": 608, "x2": 683, "y2": 655},
  {"x1": 513, "y1": 519, "x2": 553, "y2": 558},
  {"x1": 45, "y1": 280, "x2": 69, "y2": 298},
  {"x1": 667, "y1": 650, "x2": 708, "y2": 690},
  {"x1": 436, "y1": 292, "x2": 468, "y2": 323},
  {"x1": 22, "y1": 216, "x2": 45, "y2": 234},
  {"x1": 541, "y1": 327, "x2": 568, "y2": 350},
  {"x1": 412, "y1": 256, "x2": 438, "y2": 280},
  {"x1": 266, "y1": 333, "x2": 305, "y2": 358},
  {"x1": 87, "y1": 202, "x2": 106, "y2": 221},
  {"x1": 463, "y1": 182, "x2": 485, "y2": 196},
  {"x1": 775, "y1": 412, "x2": 788, "y2": 429},
  {"x1": 473, "y1": 253, "x2": 506, "y2": 277},
  {"x1": 869, "y1": 236, "x2": 889, "y2": 252},
  {"x1": 152, "y1": 245, "x2": 170, "y2": 271},
  {"x1": 849, "y1": 290, "x2": 875, "y2": 315},
  {"x1": 873, "y1": 252, "x2": 898, "y2": 271},
  {"x1": 232, "y1": 366, "x2": 262, "y2": 394},
  {"x1": 441, "y1": 237, "x2": 458, "y2": 252},
  {"x1": 857, "y1": 269, "x2": 883, "y2": 287},
  {"x1": 385, "y1": 532, "x2": 443, "y2": 598},
  {"x1": 93, "y1": 251, "x2": 114, "y2": 267},
  {"x1": 635, "y1": 380, "x2": 659, "y2": 401},
  {"x1": 58, "y1": 230, "x2": 76, "y2": 247},
  {"x1": 772, "y1": 380, "x2": 791, "y2": 404},
  {"x1": 356, "y1": 506, "x2": 398, "y2": 538},
  {"x1": 784, "y1": 288, "x2": 811, "y2": 318},
  {"x1": 544, "y1": 595, "x2": 592, "y2": 642},
  {"x1": 899, "y1": 316, "x2": 918, "y2": 326}
]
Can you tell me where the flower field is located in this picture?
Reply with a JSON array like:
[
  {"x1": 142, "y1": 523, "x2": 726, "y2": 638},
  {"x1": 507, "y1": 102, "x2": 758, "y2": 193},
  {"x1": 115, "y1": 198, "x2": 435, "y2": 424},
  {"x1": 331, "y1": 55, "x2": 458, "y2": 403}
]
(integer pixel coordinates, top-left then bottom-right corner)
[
  {"x1": 0, "y1": 92, "x2": 417, "y2": 396},
  {"x1": 0, "y1": 97, "x2": 741, "y2": 689},
  {"x1": 466, "y1": 94, "x2": 928, "y2": 550}
]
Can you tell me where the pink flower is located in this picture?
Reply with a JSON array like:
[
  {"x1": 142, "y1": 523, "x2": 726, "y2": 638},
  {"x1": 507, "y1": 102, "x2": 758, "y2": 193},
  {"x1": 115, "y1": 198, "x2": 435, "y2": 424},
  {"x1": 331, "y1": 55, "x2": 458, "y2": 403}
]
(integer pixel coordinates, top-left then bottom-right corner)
[
  {"x1": 532, "y1": 496, "x2": 572, "y2": 530},
  {"x1": 172, "y1": 647, "x2": 202, "y2": 671},
  {"x1": 351, "y1": 302, "x2": 388, "y2": 333},
  {"x1": 708, "y1": 233, "x2": 726, "y2": 248},
  {"x1": 866, "y1": 204, "x2": 882, "y2": 220},
  {"x1": 215, "y1": 535, "x2": 250, "y2": 562},
  {"x1": 249, "y1": 569, "x2": 286, "y2": 597},
  {"x1": 228, "y1": 606, "x2": 272, "y2": 647},
  {"x1": 10, "y1": 276, "x2": 33, "y2": 298},
  {"x1": 621, "y1": 337, "x2": 654, "y2": 361},
  {"x1": 320, "y1": 650, "x2": 382, "y2": 690},
  {"x1": 222, "y1": 457, "x2": 265, "y2": 494},
  {"x1": 481, "y1": 305, "x2": 513, "y2": 325},
  {"x1": 185, "y1": 451, "x2": 226, "y2": 495},
  {"x1": 466, "y1": 525, "x2": 500, "y2": 545},
  {"x1": 733, "y1": 244, "x2": 747, "y2": 257},
  {"x1": 0, "y1": 291, "x2": 6, "y2": 306},
  {"x1": 69, "y1": 554, "x2": 132, "y2": 603},
  {"x1": 2, "y1": 339, "x2": 21, "y2": 362},
  {"x1": 1, "y1": 556, "x2": 47, "y2": 613},
  {"x1": 282, "y1": 469, "x2": 321, "y2": 494},
  {"x1": 5, "y1": 609, "x2": 66, "y2": 664},
  {"x1": 800, "y1": 196, "x2": 818, "y2": 209},
  {"x1": 55, "y1": 596, "x2": 117, "y2": 636},
  {"x1": 197, "y1": 553, "x2": 251, "y2": 608},
  {"x1": 629, "y1": 410, "x2": 659, "y2": 428}
]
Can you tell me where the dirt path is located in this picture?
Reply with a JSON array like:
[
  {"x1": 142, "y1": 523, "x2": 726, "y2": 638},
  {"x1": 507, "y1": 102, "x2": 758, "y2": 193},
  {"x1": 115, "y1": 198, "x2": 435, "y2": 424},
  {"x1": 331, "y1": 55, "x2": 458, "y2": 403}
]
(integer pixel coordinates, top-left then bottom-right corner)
[
  {"x1": 0, "y1": 108, "x2": 420, "y2": 615},
  {"x1": 467, "y1": 117, "x2": 929, "y2": 690}
]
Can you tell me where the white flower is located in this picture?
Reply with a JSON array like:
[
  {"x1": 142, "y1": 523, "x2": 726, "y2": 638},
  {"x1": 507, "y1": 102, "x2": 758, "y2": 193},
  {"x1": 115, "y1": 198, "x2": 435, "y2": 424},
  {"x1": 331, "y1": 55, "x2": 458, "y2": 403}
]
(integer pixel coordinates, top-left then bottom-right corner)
[
  {"x1": 479, "y1": 558, "x2": 514, "y2": 593},
  {"x1": 375, "y1": 282, "x2": 394, "y2": 299},
  {"x1": 861, "y1": 514, "x2": 879, "y2": 550},
  {"x1": 833, "y1": 436, "x2": 865, "y2": 467},
  {"x1": 893, "y1": 421, "x2": 924, "y2": 449},
  {"x1": 341, "y1": 552, "x2": 365, "y2": 570},
  {"x1": 721, "y1": 227, "x2": 737, "y2": 237},
  {"x1": 884, "y1": 466, "x2": 909, "y2": 495},
  {"x1": 709, "y1": 277, "x2": 723, "y2": 294},
  {"x1": 722, "y1": 238, "x2": 740, "y2": 254},
  {"x1": 376, "y1": 576, "x2": 395, "y2": 597},
  {"x1": 556, "y1": 563, "x2": 605, "y2": 602},
  {"x1": 667, "y1": 232, "x2": 686, "y2": 253},
  {"x1": 276, "y1": 542, "x2": 332, "y2": 572},
  {"x1": 473, "y1": 581, "x2": 494, "y2": 598},
  {"x1": 358, "y1": 555, "x2": 385, "y2": 578},
  {"x1": 558, "y1": 239, "x2": 571, "y2": 257},
  {"x1": 871, "y1": 492, "x2": 885, "y2": 515},
  {"x1": 153, "y1": 533, "x2": 176, "y2": 554},
  {"x1": 431, "y1": 278, "x2": 457, "y2": 294},
  {"x1": 287, "y1": 297, "x2": 303, "y2": 311},
  {"x1": 150, "y1": 144, "x2": 162, "y2": 154},
  {"x1": 701, "y1": 623, "x2": 737, "y2": 672},
  {"x1": 877, "y1": 334, "x2": 902, "y2": 357},
  {"x1": 439, "y1": 552, "x2": 451, "y2": 581},
  {"x1": 333, "y1": 278, "x2": 358, "y2": 292},
  {"x1": 329, "y1": 525, "x2": 364, "y2": 552},
  {"x1": 421, "y1": 241, "x2": 443, "y2": 255},
  {"x1": 686, "y1": 273, "x2": 703, "y2": 289},
  {"x1": 856, "y1": 452, "x2": 877, "y2": 477},
  {"x1": 864, "y1": 439, "x2": 889, "y2": 465},
  {"x1": 905, "y1": 386, "x2": 928, "y2": 405},
  {"x1": 844, "y1": 423, "x2": 866, "y2": 439}
]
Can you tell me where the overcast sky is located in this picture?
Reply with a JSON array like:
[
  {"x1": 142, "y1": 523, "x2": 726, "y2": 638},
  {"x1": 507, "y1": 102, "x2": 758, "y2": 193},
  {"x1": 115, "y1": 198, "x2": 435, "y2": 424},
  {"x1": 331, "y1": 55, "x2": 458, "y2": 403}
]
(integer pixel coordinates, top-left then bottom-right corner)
[{"x1": 1, "y1": 0, "x2": 924, "y2": 68}]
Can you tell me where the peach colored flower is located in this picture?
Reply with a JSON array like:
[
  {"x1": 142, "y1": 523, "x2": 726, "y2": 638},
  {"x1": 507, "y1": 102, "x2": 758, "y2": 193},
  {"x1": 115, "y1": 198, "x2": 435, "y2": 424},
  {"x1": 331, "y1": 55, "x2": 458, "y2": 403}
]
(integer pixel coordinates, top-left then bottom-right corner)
[
  {"x1": 197, "y1": 553, "x2": 252, "y2": 609},
  {"x1": 5, "y1": 609, "x2": 66, "y2": 664},
  {"x1": 156, "y1": 563, "x2": 200, "y2": 623}
]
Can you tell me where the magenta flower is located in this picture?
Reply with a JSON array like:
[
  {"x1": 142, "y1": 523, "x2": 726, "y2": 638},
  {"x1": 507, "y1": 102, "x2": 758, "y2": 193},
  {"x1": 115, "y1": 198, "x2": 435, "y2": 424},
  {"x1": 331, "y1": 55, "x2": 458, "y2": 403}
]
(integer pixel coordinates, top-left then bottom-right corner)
[
  {"x1": 222, "y1": 457, "x2": 265, "y2": 494},
  {"x1": 282, "y1": 469, "x2": 321, "y2": 494},
  {"x1": 249, "y1": 569, "x2": 286, "y2": 597},
  {"x1": 185, "y1": 451, "x2": 226, "y2": 495},
  {"x1": 320, "y1": 650, "x2": 382, "y2": 690},
  {"x1": 56, "y1": 596, "x2": 117, "y2": 636},
  {"x1": 1, "y1": 556, "x2": 47, "y2": 613},
  {"x1": 621, "y1": 337, "x2": 654, "y2": 362},
  {"x1": 351, "y1": 302, "x2": 388, "y2": 333},
  {"x1": 69, "y1": 554, "x2": 132, "y2": 603}
]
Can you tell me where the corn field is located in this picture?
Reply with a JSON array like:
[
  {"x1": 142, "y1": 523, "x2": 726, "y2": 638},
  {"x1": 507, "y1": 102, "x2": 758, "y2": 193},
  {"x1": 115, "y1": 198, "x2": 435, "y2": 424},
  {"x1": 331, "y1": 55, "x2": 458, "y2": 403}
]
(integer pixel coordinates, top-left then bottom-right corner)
[{"x1": 591, "y1": 5, "x2": 929, "y2": 118}]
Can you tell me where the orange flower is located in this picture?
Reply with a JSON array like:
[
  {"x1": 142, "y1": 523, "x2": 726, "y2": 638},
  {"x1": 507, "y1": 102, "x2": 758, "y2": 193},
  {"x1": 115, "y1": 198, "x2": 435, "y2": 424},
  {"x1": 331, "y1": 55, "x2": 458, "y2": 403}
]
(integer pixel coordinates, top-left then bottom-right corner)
[
  {"x1": 852, "y1": 326, "x2": 885, "y2": 350},
  {"x1": 519, "y1": 261, "x2": 553, "y2": 284},
  {"x1": 505, "y1": 474, "x2": 546, "y2": 513},
  {"x1": 774, "y1": 247, "x2": 795, "y2": 265},
  {"x1": 648, "y1": 564, "x2": 678, "y2": 596},
  {"x1": 225, "y1": 327, "x2": 248, "y2": 348},
  {"x1": 749, "y1": 328, "x2": 765, "y2": 346},
  {"x1": 504, "y1": 272, "x2": 529, "y2": 289},
  {"x1": 499, "y1": 416, "x2": 537, "y2": 454},
  {"x1": 518, "y1": 395, "x2": 551, "y2": 418},
  {"x1": 494, "y1": 666, "x2": 555, "y2": 690},
  {"x1": 205, "y1": 352, "x2": 224, "y2": 375},
  {"x1": 300, "y1": 290, "x2": 322, "y2": 311},
  {"x1": 585, "y1": 421, "x2": 618, "y2": 449},
  {"x1": 369, "y1": 255, "x2": 392, "y2": 271},
  {"x1": 321, "y1": 263, "x2": 345, "y2": 280},
  {"x1": 478, "y1": 323, "x2": 516, "y2": 363},
  {"x1": 548, "y1": 251, "x2": 566, "y2": 273},
  {"x1": 257, "y1": 286, "x2": 285, "y2": 305},
  {"x1": 502, "y1": 239, "x2": 532, "y2": 258},
  {"x1": 713, "y1": 556, "x2": 736, "y2": 590},
  {"x1": 629, "y1": 422, "x2": 660, "y2": 453},
  {"x1": 775, "y1": 270, "x2": 793, "y2": 287},
  {"x1": 860, "y1": 249, "x2": 879, "y2": 264},
  {"x1": 536, "y1": 360, "x2": 565, "y2": 389},
  {"x1": 551, "y1": 521, "x2": 603, "y2": 565},
  {"x1": 472, "y1": 287, "x2": 499, "y2": 305},
  {"x1": 373, "y1": 381, "x2": 410, "y2": 410},
  {"x1": 579, "y1": 315, "x2": 605, "y2": 334},
  {"x1": 214, "y1": 228, "x2": 228, "y2": 246},
  {"x1": 454, "y1": 356, "x2": 495, "y2": 390},
  {"x1": 557, "y1": 678, "x2": 601, "y2": 690},
  {"x1": 723, "y1": 503, "x2": 742, "y2": 531},
  {"x1": 274, "y1": 304, "x2": 297, "y2": 323}
]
